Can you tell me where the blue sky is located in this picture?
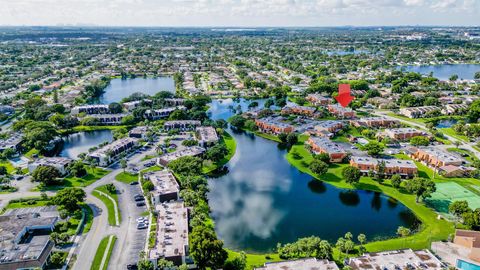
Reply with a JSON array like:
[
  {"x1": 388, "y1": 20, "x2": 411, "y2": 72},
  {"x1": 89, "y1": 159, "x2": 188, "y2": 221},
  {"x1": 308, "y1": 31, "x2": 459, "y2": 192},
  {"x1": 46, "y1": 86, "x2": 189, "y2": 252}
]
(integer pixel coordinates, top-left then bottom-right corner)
[{"x1": 0, "y1": 0, "x2": 479, "y2": 26}]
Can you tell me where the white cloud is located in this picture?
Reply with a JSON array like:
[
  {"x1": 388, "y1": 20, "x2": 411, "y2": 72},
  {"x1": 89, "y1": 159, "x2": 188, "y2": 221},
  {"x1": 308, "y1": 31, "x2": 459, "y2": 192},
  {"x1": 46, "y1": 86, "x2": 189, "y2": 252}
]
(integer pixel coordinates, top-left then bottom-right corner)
[{"x1": 0, "y1": 0, "x2": 478, "y2": 26}]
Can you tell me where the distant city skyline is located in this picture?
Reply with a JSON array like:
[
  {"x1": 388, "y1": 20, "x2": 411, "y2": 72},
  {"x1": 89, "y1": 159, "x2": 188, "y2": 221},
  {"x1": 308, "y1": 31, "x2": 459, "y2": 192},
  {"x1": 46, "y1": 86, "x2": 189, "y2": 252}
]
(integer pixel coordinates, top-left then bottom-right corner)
[{"x1": 0, "y1": 0, "x2": 479, "y2": 27}]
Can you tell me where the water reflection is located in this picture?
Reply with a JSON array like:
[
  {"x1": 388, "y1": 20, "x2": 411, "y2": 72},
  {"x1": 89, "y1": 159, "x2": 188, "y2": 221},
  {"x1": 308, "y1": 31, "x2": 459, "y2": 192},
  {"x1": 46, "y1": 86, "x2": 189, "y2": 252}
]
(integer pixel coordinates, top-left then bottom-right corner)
[
  {"x1": 339, "y1": 191, "x2": 361, "y2": 206},
  {"x1": 308, "y1": 180, "x2": 327, "y2": 194}
]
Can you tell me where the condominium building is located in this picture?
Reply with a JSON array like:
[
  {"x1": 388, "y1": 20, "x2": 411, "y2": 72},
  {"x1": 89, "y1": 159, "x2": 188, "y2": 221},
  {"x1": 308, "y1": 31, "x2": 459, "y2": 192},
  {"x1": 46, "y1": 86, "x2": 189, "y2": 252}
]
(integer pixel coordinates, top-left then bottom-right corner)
[
  {"x1": 350, "y1": 117, "x2": 400, "y2": 128},
  {"x1": 255, "y1": 258, "x2": 339, "y2": 270},
  {"x1": 311, "y1": 120, "x2": 344, "y2": 137},
  {"x1": 157, "y1": 146, "x2": 205, "y2": 166},
  {"x1": 0, "y1": 132, "x2": 23, "y2": 152},
  {"x1": 164, "y1": 98, "x2": 186, "y2": 106},
  {"x1": 196, "y1": 126, "x2": 219, "y2": 147},
  {"x1": 281, "y1": 105, "x2": 316, "y2": 117},
  {"x1": 349, "y1": 156, "x2": 418, "y2": 177},
  {"x1": 409, "y1": 147, "x2": 464, "y2": 167},
  {"x1": 88, "y1": 137, "x2": 138, "y2": 166},
  {"x1": 306, "y1": 136, "x2": 347, "y2": 163},
  {"x1": 453, "y1": 230, "x2": 480, "y2": 263},
  {"x1": 306, "y1": 94, "x2": 332, "y2": 106},
  {"x1": 90, "y1": 113, "x2": 129, "y2": 125},
  {"x1": 327, "y1": 104, "x2": 356, "y2": 119},
  {"x1": 382, "y1": 128, "x2": 426, "y2": 141},
  {"x1": 346, "y1": 249, "x2": 444, "y2": 270},
  {"x1": 164, "y1": 120, "x2": 201, "y2": 131},
  {"x1": 255, "y1": 117, "x2": 294, "y2": 134},
  {"x1": 145, "y1": 170, "x2": 180, "y2": 204},
  {"x1": 28, "y1": 157, "x2": 73, "y2": 176},
  {"x1": 144, "y1": 106, "x2": 186, "y2": 120},
  {"x1": 149, "y1": 201, "x2": 192, "y2": 266},
  {"x1": 399, "y1": 106, "x2": 438, "y2": 118},
  {"x1": 129, "y1": 126, "x2": 150, "y2": 139},
  {"x1": 442, "y1": 104, "x2": 469, "y2": 115},
  {"x1": 122, "y1": 99, "x2": 152, "y2": 111},
  {"x1": 71, "y1": 104, "x2": 109, "y2": 115}
]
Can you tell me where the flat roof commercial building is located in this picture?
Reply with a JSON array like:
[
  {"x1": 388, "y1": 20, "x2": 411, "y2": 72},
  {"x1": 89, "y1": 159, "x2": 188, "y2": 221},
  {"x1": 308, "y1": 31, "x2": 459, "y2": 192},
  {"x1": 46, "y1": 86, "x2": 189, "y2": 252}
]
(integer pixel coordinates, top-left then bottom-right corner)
[
  {"x1": 88, "y1": 137, "x2": 138, "y2": 166},
  {"x1": 306, "y1": 136, "x2": 347, "y2": 163},
  {"x1": 145, "y1": 170, "x2": 180, "y2": 204},
  {"x1": 346, "y1": 249, "x2": 444, "y2": 270},
  {"x1": 350, "y1": 156, "x2": 418, "y2": 177},
  {"x1": 0, "y1": 208, "x2": 59, "y2": 270},
  {"x1": 255, "y1": 258, "x2": 339, "y2": 270},
  {"x1": 27, "y1": 157, "x2": 73, "y2": 176},
  {"x1": 157, "y1": 146, "x2": 205, "y2": 166},
  {"x1": 196, "y1": 126, "x2": 219, "y2": 147},
  {"x1": 150, "y1": 201, "x2": 191, "y2": 266}
]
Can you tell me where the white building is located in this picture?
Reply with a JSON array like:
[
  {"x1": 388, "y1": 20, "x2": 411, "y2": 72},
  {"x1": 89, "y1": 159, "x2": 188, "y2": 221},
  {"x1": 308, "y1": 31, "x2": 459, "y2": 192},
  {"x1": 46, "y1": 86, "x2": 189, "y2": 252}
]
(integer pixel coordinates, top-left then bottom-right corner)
[
  {"x1": 28, "y1": 157, "x2": 73, "y2": 176},
  {"x1": 196, "y1": 126, "x2": 219, "y2": 147},
  {"x1": 145, "y1": 170, "x2": 180, "y2": 204},
  {"x1": 255, "y1": 258, "x2": 339, "y2": 270},
  {"x1": 88, "y1": 137, "x2": 138, "y2": 166}
]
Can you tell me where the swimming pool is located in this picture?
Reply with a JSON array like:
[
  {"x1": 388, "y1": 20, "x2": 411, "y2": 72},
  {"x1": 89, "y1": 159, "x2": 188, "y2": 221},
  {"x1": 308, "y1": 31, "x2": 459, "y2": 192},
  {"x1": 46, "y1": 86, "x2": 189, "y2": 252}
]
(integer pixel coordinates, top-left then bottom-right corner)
[{"x1": 457, "y1": 259, "x2": 480, "y2": 270}]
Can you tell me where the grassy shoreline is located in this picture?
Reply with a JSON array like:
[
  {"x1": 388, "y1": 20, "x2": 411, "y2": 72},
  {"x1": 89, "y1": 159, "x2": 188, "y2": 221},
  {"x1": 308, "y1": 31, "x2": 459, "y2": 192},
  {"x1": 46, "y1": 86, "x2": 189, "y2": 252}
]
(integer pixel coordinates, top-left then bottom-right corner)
[{"x1": 202, "y1": 131, "x2": 237, "y2": 174}]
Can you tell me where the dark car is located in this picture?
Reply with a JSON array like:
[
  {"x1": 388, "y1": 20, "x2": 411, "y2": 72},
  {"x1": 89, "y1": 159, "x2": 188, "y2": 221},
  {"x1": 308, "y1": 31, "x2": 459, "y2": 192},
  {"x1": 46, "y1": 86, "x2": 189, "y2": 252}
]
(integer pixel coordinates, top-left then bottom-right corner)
[
  {"x1": 134, "y1": 196, "x2": 145, "y2": 202},
  {"x1": 136, "y1": 202, "x2": 146, "y2": 207},
  {"x1": 127, "y1": 264, "x2": 138, "y2": 270},
  {"x1": 129, "y1": 181, "x2": 139, "y2": 185}
]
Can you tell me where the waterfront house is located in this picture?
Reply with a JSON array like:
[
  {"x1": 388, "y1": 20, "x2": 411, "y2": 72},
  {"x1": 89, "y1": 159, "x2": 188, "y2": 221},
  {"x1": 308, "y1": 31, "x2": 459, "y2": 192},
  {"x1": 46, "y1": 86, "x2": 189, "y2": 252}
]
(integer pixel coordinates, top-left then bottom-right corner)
[
  {"x1": 255, "y1": 117, "x2": 294, "y2": 135},
  {"x1": 349, "y1": 156, "x2": 418, "y2": 178},
  {"x1": 409, "y1": 147, "x2": 464, "y2": 168},
  {"x1": 442, "y1": 104, "x2": 469, "y2": 115}
]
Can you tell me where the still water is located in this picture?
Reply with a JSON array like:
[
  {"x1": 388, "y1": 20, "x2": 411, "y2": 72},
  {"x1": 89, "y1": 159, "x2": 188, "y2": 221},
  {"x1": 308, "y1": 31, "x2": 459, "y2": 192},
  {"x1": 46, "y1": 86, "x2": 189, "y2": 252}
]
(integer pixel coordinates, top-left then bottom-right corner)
[
  {"x1": 207, "y1": 99, "x2": 418, "y2": 253},
  {"x1": 59, "y1": 130, "x2": 113, "y2": 159},
  {"x1": 399, "y1": 64, "x2": 480, "y2": 80},
  {"x1": 99, "y1": 77, "x2": 175, "y2": 104}
]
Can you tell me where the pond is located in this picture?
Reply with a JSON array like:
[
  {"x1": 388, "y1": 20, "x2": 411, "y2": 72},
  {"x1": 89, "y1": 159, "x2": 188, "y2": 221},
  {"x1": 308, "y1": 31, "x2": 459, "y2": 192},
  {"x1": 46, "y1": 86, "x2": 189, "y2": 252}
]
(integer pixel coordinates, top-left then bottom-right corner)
[
  {"x1": 398, "y1": 64, "x2": 480, "y2": 80},
  {"x1": 436, "y1": 119, "x2": 458, "y2": 128},
  {"x1": 207, "y1": 99, "x2": 418, "y2": 253},
  {"x1": 99, "y1": 77, "x2": 175, "y2": 104},
  {"x1": 59, "y1": 130, "x2": 113, "y2": 159}
]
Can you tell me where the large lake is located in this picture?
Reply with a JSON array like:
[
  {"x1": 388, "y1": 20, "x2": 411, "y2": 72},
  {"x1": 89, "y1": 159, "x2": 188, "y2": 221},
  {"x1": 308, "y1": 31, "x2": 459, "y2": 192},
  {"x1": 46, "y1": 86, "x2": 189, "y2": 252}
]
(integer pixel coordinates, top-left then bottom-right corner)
[
  {"x1": 399, "y1": 64, "x2": 480, "y2": 80},
  {"x1": 207, "y1": 99, "x2": 418, "y2": 253},
  {"x1": 59, "y1": 130, "x2": 113, "y2": 159},
  {"x1": 99, "y1": 77, "x2": 175, "y2": 104}
]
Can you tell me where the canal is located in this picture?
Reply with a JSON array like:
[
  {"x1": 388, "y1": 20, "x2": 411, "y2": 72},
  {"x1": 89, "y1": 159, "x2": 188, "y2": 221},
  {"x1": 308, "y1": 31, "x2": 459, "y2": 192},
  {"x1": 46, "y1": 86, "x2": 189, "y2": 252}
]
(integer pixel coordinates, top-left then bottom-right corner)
[{"x1": 207, "y1": 98, "x2": 418, "y2": 253}]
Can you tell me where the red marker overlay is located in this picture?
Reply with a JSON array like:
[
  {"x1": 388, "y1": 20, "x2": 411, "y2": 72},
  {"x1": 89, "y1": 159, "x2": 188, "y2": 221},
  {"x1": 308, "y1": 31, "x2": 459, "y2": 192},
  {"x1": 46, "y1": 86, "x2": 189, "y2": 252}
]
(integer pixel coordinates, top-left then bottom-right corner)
[{"x1": 335, "y1": 84, "x2": 355, "y2": 108}]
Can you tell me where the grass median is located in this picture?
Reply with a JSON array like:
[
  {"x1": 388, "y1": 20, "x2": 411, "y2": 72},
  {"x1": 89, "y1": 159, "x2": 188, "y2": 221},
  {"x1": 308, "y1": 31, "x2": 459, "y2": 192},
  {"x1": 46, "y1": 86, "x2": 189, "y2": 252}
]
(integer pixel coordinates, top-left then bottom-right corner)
[
  {"x1": 90, "y1": 235, "x2": 117, "y2": 270},
  {"x1": 92, "y1": 185, "x2": 121, "y2": 226}
]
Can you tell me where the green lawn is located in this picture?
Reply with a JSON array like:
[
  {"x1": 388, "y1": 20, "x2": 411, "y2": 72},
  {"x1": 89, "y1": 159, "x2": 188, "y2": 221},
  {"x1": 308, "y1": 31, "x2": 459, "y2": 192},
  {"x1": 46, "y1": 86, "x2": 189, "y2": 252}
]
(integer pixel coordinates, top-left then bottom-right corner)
[
  {"x1": 0, "y1": 160, "x2": 16, "y2": 173},
  {"x1": 83, "y1": 204, "x2": 94, "y2": 233},
  {"x1": 5, "y1": 198, "x2": 51, "y2": 209},
  {"x1": 285, "y1": 141, "x2": 454, "y2": 256},
  {"x1": 115, "y1": 171, "x2": 138, "y2": 184},
  {"x1": 92, "y1": 185, "x2": 121, "y2": 226},
  {"x1": 203, "y1": 131, "x2": 237, "y2": 174},
  {"x1": 90, "y1": 235, "x2": 117, "y2": 270},
  {"x1": 70, "y1": 125, "x2": 130, "y2": 133},
  {"x1": 227, "y1": 249, "x2": 281, "y2": 270},
  {"x1": 142, "y1": 165, "x2": 163, "y2": 173},
  {"x1": 37, "y1": 167, "x2": 110, "y2": 191},
  {"x1": 439, "y1": 127, "x2": 469, "y2": 143}
]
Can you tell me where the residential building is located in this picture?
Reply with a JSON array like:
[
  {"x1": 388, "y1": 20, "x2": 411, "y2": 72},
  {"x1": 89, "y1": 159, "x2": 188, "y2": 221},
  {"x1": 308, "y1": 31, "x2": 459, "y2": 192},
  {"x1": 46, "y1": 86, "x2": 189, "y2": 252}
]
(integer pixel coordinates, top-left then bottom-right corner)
[
  {"x1": 0, "y1": 132, "x2": 23, "y2": 152},
  {"x1": 144, "y1": 106, "x2": 186, "y2": 120},
  {"x1": 71, "y1": 104, "x2": 110, "y2": 115},
  {"x1": 409, "y1": 147, "x2": 464, "y2": 167},
  {"x1": 349, "y1": 156, "x2": 418, "y2": 177},
  {"x1": 346, "y1": 249, "x2": 444, "y2": 270},
  {"x1": 327, "y1": 104, "x2": 356, "y2": 119},
  {"x1": 164, "y1": 120, "x2": 201, "y2": 131},
  {"x1": 382, "y1": 128, "x2": 426, "y2": 141},
  {"x1": 439, "y1": 165, "x2": 467, "y2": 178},
  {"x1": 306, "y1": 137, "x2": 347, "y2": 163},
  {"x1": 442, "y1": 104, "x2": 469, "y2": 115},
  {"x1": 129, "y1": 126, "x2": 150, "y2": 139},
  {"x1": 157, "y1": 146, "x2": 205, "y2": 166},
  {"x1": 350, "y1": 117, "x2": 400, "y2": 128},
  {"x1": 149, "y1": 201, "x2": 192, "y2": 266},
  {"x1": 0, "y1": 208, "x2": 59, "y2": 270},
  {"x1": 88, "y1": 137, "x2": 138, "y2": 166},
  {"x1": 306, "y1": 94, "x2": 332, "y2": 106},
  {"x1": 196, "y1": 126, "x2": 219, "y2": 147},
  {"x1": 255, "y1": 117, "x2": 294, "y2": 134},
  {"x1": 454, "y1": 230, "x2": 480, "y2": 263},
  {"x1": 254, "y1": 258, "x2": 339, "y2": 270},
  {"x1": 122, "y1": 99, "x2": 152, "y2": 111},
  {"x1": 164, "y1": 98, "x2": 186, "y2": 106},
  {"x1": 399, "y1": 106, "x2": 438, "y2": 118},
  {"x1": 281, "y1": 105, "x2": 316, "y2": 117},
  {"x1": 145, "y1": 170, "x2": 180, "y2": 204},
  {"x1": 311, "y1": 121, "x2": 344, "y2": 137},
  {"x1": 90, "y1": 113, "x2": 129, "y2": 125},
  {"x1": 27, "y1": 157, "x2": 73, "y2": 176}
]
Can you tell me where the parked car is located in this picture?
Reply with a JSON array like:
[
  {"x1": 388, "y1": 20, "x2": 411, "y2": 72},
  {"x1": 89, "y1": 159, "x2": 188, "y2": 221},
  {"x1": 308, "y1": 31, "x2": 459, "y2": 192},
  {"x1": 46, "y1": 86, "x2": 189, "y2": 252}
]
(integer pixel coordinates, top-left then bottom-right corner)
[
  {"x1": 134, "y1": 197, "x2": 145, "y2": 202},
  {"x1": 127, "y1": 264, "x2": 138, "y2": 270},
  {"x1": 136, "y1": 217, "x2": 147, "y2": 223},
  {"x1": 136, "y1": 223, "x2": 147, "y2": 229},
  {"x1": 129, "y1": 181, "x2": 139, "y2": 185},
  {"x1": 136, "y1": 202, "x2": 146, "y2": 207}
]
